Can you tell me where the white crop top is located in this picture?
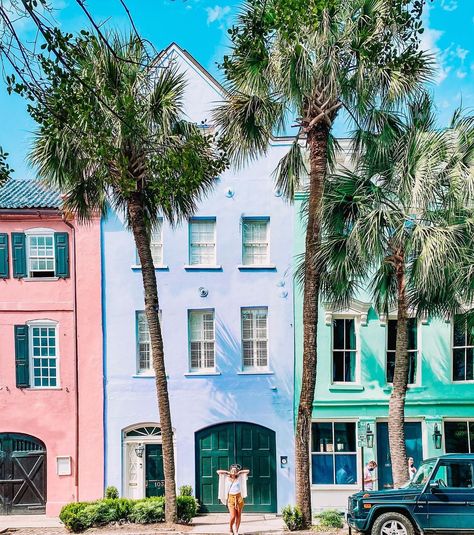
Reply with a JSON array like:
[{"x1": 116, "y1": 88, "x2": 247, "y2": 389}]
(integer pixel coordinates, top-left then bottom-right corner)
[{"x1": 227, "y1": 478, "x2": 241, "y2": 495}]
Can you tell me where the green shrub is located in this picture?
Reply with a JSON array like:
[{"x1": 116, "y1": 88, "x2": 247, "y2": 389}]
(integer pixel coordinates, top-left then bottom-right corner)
[
  {"x1": 177, "y1": 495, "x2": 199, "y2": 523},
  {"x1": 282, "y1": 505, "x2": 304, "y2": 531},
  {"x1": 179, "y1": 484, "x2": 193, "y2": 497},
  {"x1": 59, "y1": 502, "x2": 90, "y2": 533},
  {"x1": 315, "y1": 509, "x2": 343, "y2": 529},
  {"x1": 104, "y1": 485, "x2": 119, "y2": 499},
  {"x1": 128, "y1": 497, "x2": 165, "y2": 524}
]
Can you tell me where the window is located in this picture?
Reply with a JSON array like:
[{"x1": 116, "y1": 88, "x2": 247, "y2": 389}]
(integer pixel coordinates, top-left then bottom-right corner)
[
  {"x1": 137, "y1": 312, "x2": 151, "y2": 373},
  {"x1": 189, "y1": 219, "x2": 216, "y2": 266},
  {"x1": 135, "y1": 220, "x2": 163, "y2": 266},
  {"x1": 386, "y1": 318, "x2": 418, "y2": 384},
  {"x1": 432, "y1": 462, "x2": 474, "y2": 488},
  {"x1": 30, "y1": 324, "x2": 58, "y2": 387},
  {"x1": 311, "y1": 422, "x2": 357, "y2": 485},
  {"x1": 242, "y1": 219, "x2": 269, "y2": 265},
  {"x1": 189, "y1": 310, "x2": 215, "y2": 371},
  {"x1": 332, "y1": 318, "x2": 356, "y2": 382},
  {"x1": 28, "y1": 234, "x2": 55, "y2": 277},
  {"x1": 445, "y1": 421, "x2": 474, "y2": 453},
  {"x1": 453, "y1": 314, "x2": 474, "y2": 381},
  {"x1": 241, "y1": 307, "x2": 268, "y2": 369}
]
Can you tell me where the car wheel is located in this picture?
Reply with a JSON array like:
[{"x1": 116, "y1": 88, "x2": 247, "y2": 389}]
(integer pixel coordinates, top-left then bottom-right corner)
[{"x1": 371, "y1": 512, "x2": 415, "y2": 535}]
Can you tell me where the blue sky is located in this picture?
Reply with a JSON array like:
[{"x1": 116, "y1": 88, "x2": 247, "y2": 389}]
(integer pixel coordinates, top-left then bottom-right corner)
[{"x1": 0, "y1": 0, "x2": 473, "y2": 178}]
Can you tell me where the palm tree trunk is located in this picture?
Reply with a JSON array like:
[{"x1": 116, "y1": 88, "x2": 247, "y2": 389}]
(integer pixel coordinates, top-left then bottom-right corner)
[
  {"x1": 388, "y1": 251, "x2": 409, "y2": 489},
  {"x1": 295, "y1": 125, "x2": 328, "y2": 528},
  {"x1": 128, "y1": 195, "x2": 177, "y2": 523}
]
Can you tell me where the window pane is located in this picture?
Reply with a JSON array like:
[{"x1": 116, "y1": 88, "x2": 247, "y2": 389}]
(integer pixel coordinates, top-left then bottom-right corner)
[
  {"x1": 189, "y1": 220, "x2": 215, "y2": 265},
  {"x1": 408, "y1": 318, "x2": 417, "y2": 350},
  {"x1": 312, "y1": 454, "x2": 334, "y2": 484},
  {"x1": 189, "y1": 310, "x2": 214, "y2": 370},
  {"x1": 467, "y1": 348, "x2": 474, "y2": 381},
  {"x1": 445, "y1": 421, "x2": 469, "y2": 453},
  {"x1": 31, "y1": 326, "x2": 58, "y2": 387},
  {"x1": 312, "y1": 423, "x2": 333, "y2": 453},
  {"x1": 387, "y1": 320, "x2": 397, "y2": 351},
  {"x1": 333, "y1": 352, "x2": 344, "y2": 382},
  {"x1": 386, "y1": 351, "x2": 395, "y2": 383},
  {"x1": 408, "y1": 351, "x2": 417, "y2": 384},
  {"x1": 453, "y1": 348, "x2": 466, "y2": 381},
  {"x1": 334, "y1": 423, "x2": 356, "y2": 452},
  {"x1": 335, "y1": 455, "x2": 357, "y2": 485},
  {"x1": 241, "y1": 308, "x2": 268, "y2": 369},
  {"x1": 469, "y1": 423, "x2": 474, "y2": 453},
  {"x1": 333, "y1": 319, "x2": 344, "y2": 350},
  {"x1": 345, "y1": 319, "x2": 356, "y2": 350},
  {"x1": 434, "y1": 462, "x2": 474, "y2": 488},
  {"x1": 344, "y1": 351, "x2": 355, "y2": 382},
  {"x1": 454, "y1": 315, "x2": 466, "y2": 346},
  {"x1": 242, "y1": 220, "x2": 269, "y2": 265}
]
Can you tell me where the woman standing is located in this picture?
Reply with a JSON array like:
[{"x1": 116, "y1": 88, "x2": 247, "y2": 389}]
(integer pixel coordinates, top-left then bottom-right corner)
[{"x1": 217, "y1": 465, "x2": 250, "y2": 535}]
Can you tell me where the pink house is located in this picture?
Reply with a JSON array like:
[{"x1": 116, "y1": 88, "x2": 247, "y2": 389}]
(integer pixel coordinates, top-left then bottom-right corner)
[{"x1": 0, "y1": 179, "x2": 103, "y2": 516}]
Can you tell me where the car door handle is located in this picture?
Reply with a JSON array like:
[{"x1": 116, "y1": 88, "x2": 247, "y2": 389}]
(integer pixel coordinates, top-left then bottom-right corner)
[{"x1": 467, "y1": 502, "x2": 474, "y2": 506}]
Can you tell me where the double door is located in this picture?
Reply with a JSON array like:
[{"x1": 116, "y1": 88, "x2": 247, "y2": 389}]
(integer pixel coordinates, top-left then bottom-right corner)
[
  {"x1": 195, "y1": 422, "x2": 277, "y2": 513},
  {"x1": 0, "y1": 434, "x2": 46, "y2": 515}
]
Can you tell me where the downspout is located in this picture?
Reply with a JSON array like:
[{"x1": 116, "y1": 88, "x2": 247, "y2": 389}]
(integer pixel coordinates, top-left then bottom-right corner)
[{"x1": 63, "y1": 215, "x2": 79, "y2": 501}]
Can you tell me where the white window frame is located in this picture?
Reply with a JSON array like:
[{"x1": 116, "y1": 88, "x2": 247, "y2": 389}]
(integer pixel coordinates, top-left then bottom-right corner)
[
  {"x1": 25, "y1": 228, "x2": 56, "y2": 278},
  {"x1": 135, "y1": 220, "x2": 164, "y2": 267},
  {"x1": 241, "y1": 218, "x2": 270, "y2": 266},
  {"x1": 385, "y1": 317, "x2": 421, "y2": 387},
  {"x1": 189, "y1": 218, "x2": 217, "y2": 266},
  {"x1": 241, "y1": 307, "x2": 269, "y2": 371},
  {"x1": 310, "y1": 419, "x2": 359, "y2": 489},
  {"x1": 188, "y1": 309, "x2": 215, "y2": 372},
  {"x1": 331, "y1": 315, "x2": 360, "y2": 384},
  {"x1": 451, "y1": 314, "x2": 474, "y2": 383},
  {"x1": 27, "y1": 319, "x2": 60, "y2": 389},
  {"x1": 135, "y1": 310, "x2": 162, "y2": 375}
]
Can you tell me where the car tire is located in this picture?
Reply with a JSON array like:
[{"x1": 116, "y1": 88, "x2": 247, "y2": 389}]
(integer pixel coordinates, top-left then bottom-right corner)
[{"x1": 371, "y1": 512, "x2": 415, "y2": 535}]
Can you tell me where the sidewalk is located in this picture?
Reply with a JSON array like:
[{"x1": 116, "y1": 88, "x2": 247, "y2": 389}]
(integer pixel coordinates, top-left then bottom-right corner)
[{"x1": 190, "y1": 513, "x2": 284, "y2": 533}]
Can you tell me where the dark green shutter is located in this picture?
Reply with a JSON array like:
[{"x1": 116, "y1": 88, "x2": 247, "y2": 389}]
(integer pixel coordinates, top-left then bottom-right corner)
[
  {"x1": 54, "y1": 232, "x2": 69, "y2": 278},
  {"x1": 12, "y1": 233, "x2": 26, "y2": 278},
  {"x1": 0, "y1": 233, "x2": 8, "y2": 279},
  {"x1": 15, "y1": 325, "x2": 30, "y2": 388}
]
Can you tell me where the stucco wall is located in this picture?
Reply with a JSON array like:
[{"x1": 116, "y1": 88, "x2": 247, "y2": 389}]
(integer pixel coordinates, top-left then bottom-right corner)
[
  {"x1": 103, "y1": 45, "x2": 296, "y2": 511},
  {"x1": 0, "y1": 215, "x2": 103, "y2": 515}
]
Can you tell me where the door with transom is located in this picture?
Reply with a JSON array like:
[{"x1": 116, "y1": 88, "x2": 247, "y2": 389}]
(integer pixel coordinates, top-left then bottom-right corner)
[
  {"x1": 0, "y1": 434, "x2": 46, "y2": 515},
  {"x1": 195, "y1": 422, "x2": 277, "y2": 513}
]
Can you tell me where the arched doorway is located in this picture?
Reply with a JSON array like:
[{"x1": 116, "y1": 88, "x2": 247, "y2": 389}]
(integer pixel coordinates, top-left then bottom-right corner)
[
  {"x1": 122, "y1": 425, "x2": 165, "y2": 499},
  {"x1": 195, "y1": 422, "x2": 277, "y2": 513},
  {"x1": 0, "y1": 433, "x2": 46, "y2": 515}
]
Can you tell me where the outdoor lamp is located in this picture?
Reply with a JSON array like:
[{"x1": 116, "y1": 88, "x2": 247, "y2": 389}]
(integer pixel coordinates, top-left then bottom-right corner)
[
  {"x1": 135, "y1": 444, "x2": 145, "y2": 458},
  {"x1": 366, "y1": 424, "x2": 374, "y2": 449},
  {"x1": 433, "y1": 423, "x2": 442, "y2": 450}
]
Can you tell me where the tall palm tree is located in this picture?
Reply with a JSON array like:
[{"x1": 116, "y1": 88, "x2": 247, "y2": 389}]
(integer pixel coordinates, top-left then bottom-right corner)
[
  {"x1": 320, "y1": 94, "x2": 474, "y2": 487},
  {"x1": 27, "y1": 33, "x2": 226, "y2": 522},
  {"x1": 214, "y1": 0, "x2": 432, "y2": 523}
]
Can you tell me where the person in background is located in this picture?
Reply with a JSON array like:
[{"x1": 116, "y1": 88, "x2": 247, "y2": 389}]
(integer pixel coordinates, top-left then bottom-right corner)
[
  {"x1": 408, "y1": 457, "x2": 417, "y2": 481},
  {"x1": 364, "y1": 460, "x2": 377, "y2": 490}
]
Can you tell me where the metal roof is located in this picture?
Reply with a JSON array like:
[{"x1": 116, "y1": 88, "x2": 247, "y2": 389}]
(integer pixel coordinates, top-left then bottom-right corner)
[{"x1": 0, "y1": 179, "x2": 62, "y2": 210}]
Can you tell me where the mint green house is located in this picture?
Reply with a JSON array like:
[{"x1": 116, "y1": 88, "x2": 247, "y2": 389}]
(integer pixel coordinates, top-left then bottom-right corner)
[{"x1": 294, "y1": 142, "x2": 474, "y2": 510}]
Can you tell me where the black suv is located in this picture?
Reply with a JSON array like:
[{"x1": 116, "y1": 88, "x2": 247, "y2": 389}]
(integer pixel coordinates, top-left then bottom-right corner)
[{"x1": 347, "y1": 454, "x2": 474, "y2": 535}]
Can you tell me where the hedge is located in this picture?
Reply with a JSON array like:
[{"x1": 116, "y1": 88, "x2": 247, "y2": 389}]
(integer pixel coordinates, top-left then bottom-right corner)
[{"x1": 59, "y1": 495, "x2": 199, "y2": 533}]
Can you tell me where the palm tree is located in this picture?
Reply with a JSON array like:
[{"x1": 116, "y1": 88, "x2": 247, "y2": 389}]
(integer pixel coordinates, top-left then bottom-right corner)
[
  {"x1": 319, "y1": 94, "x2": 474, "y2": 487},
  {"x1": 27, "y1": 33, "x2": 226, "y2": 522},
  {"x1": 214, "y1": 0, "x2": 432, "y2": 523}
]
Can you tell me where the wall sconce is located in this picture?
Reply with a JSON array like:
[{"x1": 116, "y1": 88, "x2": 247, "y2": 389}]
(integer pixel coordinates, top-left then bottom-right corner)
[
  {"x1": 433, "y1": 423, "x2": 442, "y2": 450},
  {"x1": 280, "y1": 456, "x2": 288, "y2": 468},
  {"x1": 366, "y1": 424, "x2": 374, "y2": 449},
  {"x1": 135, "y1": 444, "x2": 145, "y2": 458}
]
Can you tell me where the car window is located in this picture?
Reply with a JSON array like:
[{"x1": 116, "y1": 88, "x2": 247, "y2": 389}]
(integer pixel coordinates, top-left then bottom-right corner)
[
  {"x1": 432, "y1": 462, "x2": 474, "y2": 488},
  {"x1": 410, "y1": 460, "x2": 436, "y2": 486}
]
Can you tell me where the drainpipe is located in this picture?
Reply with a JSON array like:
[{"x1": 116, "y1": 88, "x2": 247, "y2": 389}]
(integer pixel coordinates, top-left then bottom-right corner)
[{"x1": 63, "y1": 215, "x2": 79, "y2": 501}]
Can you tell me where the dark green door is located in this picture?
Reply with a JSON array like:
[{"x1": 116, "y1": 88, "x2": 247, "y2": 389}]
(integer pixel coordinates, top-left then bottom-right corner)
[
  {"x1": 195, "y1": 422, "x2": 277, "y2": 513},
  {"x1": 0, "y1": 434, "x2": 46, "y2": 515},
  {"x1": 376, "y1": 422, "x2": 423, "y2": 490},
  {"x1": 145, "y1": 444, "x2": 164, "y2": 497}
]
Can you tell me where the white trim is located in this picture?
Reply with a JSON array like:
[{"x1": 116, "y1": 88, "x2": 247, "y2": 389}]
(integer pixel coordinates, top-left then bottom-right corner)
[
  {"x1": 378, "y1": 307, "x2": 428, "y2": 325},
  {"x1": 324, "y1": 299, "x2": 371, "y2": 326},
  {"x1": 24, "y1": 227, "x2": 56, "y2": 236}
]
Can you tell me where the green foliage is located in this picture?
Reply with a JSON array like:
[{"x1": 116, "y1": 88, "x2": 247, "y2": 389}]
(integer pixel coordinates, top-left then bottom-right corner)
[
  {"x1": 0, "y1": 147, "x2": 13, "y2": 184},
  {"x1": 177, "y1": 495, "x2": 199, "y2": 523},
  {"x1": 59, "y1": 502, "x2": 90, "y2": 533},
  {"x1": 315, "y1": 509, "x2": 343, "y2": 529},
  {"x1": 104, "y1": 485, "x2": 119, "y2": 499},
  {"x1": 128, "y1": 497, "x2": 165, "y2": 524},
  {"x1": 282, "y1": 505, "x2": 304, "y2": 531},
  {"x1": 178, "y1": 484, "x2": 193, "y2": 496}
]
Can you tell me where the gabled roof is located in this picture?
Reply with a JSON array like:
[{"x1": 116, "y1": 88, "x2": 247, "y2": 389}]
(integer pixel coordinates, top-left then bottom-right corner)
[{"x1": 0, "y1": 178, "x2": 62, "y2": 209}]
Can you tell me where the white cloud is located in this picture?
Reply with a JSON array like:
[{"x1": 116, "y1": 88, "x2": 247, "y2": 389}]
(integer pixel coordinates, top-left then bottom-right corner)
[
  {"x1": 456, "y1": 69, "x2": 467, "y2": 79},
  {"x1": 440, "y1": 0, "x2": 458, "y2": 11},
  {"x1": 206, "y1": 5, "x2": 231, "y2": 24},
  {"x1": 420, "y1": 5, "x2": 447, "y2": 84},
  {"x1": 455, "y1": 46, "x2": 469, "y2": 61}
]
